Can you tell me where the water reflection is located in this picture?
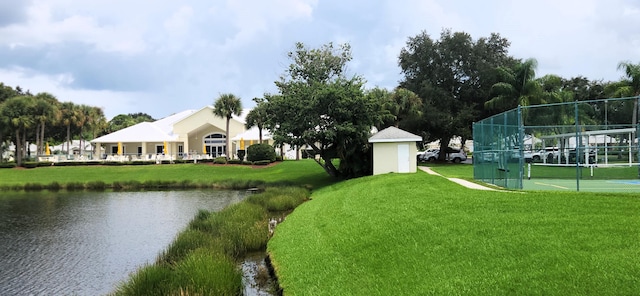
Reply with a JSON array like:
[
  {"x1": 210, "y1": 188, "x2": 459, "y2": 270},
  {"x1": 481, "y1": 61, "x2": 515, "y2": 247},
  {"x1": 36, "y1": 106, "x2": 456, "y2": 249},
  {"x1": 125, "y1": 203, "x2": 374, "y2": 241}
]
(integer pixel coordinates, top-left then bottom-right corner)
[{"x1": 0, "y1": 190, "x2": 245, "y2": 295}]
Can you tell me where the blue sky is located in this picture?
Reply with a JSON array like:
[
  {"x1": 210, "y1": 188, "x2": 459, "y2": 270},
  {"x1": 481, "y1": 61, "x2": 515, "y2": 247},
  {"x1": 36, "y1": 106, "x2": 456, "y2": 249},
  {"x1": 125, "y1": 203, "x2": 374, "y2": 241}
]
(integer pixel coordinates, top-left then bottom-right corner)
[{"x1": 1, "y1": 0, "x2": 639, "y2": 120}]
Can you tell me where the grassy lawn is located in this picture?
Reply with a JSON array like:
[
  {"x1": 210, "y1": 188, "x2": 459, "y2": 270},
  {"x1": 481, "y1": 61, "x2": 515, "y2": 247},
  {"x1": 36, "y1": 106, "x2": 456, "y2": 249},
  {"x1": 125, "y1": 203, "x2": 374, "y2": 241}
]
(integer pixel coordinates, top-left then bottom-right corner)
[
  {"x1": 268, "y1": 167, "x2": 640, "y2": 295},
  {"x1": 0, "y1": 160, "x2": 337, "y2": 190}
]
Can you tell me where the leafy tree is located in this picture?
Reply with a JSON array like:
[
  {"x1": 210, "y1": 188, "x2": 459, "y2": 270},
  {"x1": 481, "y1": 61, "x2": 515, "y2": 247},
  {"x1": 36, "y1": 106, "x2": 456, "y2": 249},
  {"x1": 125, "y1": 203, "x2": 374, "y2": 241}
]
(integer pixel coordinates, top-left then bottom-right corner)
[
  {"x1": 244, "y1": 98, "x2": 268, "y2": 143},
  {"x1": 0, "y1": 83, "x2": 18, "y2": 103},
  {"x1": 213, "y1": 93, "x2": 243, "y2": 159},
  {"x1": 263, "y1": 42, "x2": 385, "y2": 178},
  {"x1": 0, "y1": 96, "x2": 35, "y2": 166},
  {"x1": 399, "y1": 29, "x2": 514, "y2": 158},
  {"x1": 107, "y1": 113, "x2": 155, "y2": 133}
]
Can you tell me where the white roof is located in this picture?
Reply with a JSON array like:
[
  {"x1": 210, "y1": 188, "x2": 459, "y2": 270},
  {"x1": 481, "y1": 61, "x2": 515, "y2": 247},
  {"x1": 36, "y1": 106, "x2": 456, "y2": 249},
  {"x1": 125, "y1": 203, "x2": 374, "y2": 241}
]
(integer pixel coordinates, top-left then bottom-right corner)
[
  {"x1": 91, "y1": 109, "x2": 196, "y2": 143},
  {"x1": 369, "y1": 126, "x2": 422, "y2": 143},
  {"x1": 231, "y1": 126, "x2": 271, "y2": 141}
]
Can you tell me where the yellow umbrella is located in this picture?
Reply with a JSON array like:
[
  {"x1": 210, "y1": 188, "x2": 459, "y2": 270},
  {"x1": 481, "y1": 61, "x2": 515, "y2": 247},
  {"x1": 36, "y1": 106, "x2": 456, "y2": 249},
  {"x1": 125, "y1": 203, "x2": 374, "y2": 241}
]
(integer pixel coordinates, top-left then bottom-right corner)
[
  {"x1": 163, "y1": 141, "x2": 167, "y2": 154},
  {"x1": 117, "y1": 142, "x2": 122, "y2": 155},
  {"x1": 250, "y1": 139, "x2": 254, "y2": 146},
  {"x1": 240, "y1": 138, "x2": 245, "y2": 150},
  {"x1": 203, "y1": 144, "x2": 207, "y2": 155},
  {"x1": 45, "y1": 142, "x2": 51, "y2": 155}
]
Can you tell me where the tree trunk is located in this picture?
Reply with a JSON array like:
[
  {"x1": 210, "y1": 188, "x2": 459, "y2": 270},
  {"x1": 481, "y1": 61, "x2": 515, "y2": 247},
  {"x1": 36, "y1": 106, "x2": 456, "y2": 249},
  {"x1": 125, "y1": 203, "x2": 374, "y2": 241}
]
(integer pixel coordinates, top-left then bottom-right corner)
[
  {"x1": 15, "y1": 129, "x2": 22, "y2": 167},
  {"x1": 225, "y1": 117, "x2": 231, "y2": 160},
  {"x1": 66, "y1": 124, "x2": 71, "y2": 155},
  {"x1": 258, "y1": 127, "x2": 263, "y2": 144},
  {"x1": 633, "y1": 98, "x2": 638, "y2": 128},
  {"x1": 41, "y1": 122, "x2": 46, "y2": 155},
  {"x1": 320, "y1": 155, "x2": 338, "y2": 177}
]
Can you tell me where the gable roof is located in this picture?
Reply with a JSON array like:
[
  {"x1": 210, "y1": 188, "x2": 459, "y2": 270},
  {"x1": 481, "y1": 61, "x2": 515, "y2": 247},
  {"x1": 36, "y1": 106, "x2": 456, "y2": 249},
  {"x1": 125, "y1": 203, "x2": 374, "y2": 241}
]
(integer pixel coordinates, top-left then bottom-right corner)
[
  {"x1": 91, "y1": 109, "x2": 196, "y2": 143},
  {"x1": 368, "y1": 126, "x2": 422, "y2": 143},
  {"x1": 231, "y1": 126, "x2": 272, "y2": 141}
]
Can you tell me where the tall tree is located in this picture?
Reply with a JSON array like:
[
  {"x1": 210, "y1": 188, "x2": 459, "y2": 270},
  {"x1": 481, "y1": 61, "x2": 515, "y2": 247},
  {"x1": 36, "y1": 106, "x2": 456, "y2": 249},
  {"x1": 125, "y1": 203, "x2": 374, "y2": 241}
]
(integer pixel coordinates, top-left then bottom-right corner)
[
  {"x1": 0, "y1": 96, "x2": 35, "y2": 166},
  {"x1": 387, "y1": 87, "x2": 422, "y2": 127},
  {"x1": 484, "y1": 58, "x2": 542, "y2": 112},
  {"x1": 244, "y1": 97, "x2": 268, "y2": 143},
  {"x1": 399, "y1": 29, "x2": 513, "y2": 158},
  {"x1": 606, "y1": 61, "x2": 640, "y2": 127},
  {"x1": 213, "y1": 93, "x2": 243, "y2": 159},
  {"x1": 263, "y1": 42, "x2": 385, "y2": 178},
  {"x1": 33, "y1": 93, "x2": 60, "y2": 155},
  {"x1": 60, "y1": 102, "x2": 79, "y2": 155}
]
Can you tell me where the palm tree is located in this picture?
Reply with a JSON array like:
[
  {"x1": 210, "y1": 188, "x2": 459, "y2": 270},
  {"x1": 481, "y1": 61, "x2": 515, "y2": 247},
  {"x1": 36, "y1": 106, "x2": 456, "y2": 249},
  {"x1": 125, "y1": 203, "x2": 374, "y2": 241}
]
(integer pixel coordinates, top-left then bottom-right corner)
[
  {"x1": 606, "y1": 61, "x2": 640, "y2": 127},
  {"x1": 485, "y1": 58, "x2": 543, "y2": 112},
  {"x1": 75, "y1": 104, "x2": 94, "y2": 156},
  {"x1": 213, "y1": 93, "x2": 243, "y2": 159},
  {"x1": 60, "y1": 102, "x2": 79, "y2": 155},
  {"x1": 33, "y1": 93, "x2": 60, "y2": 155},
  {"x1": 245, "y1": 98, "x2": 268, "y2": 143},
  {"x1": 388, "y1": 87, "x2": 422, "y2": 127}
]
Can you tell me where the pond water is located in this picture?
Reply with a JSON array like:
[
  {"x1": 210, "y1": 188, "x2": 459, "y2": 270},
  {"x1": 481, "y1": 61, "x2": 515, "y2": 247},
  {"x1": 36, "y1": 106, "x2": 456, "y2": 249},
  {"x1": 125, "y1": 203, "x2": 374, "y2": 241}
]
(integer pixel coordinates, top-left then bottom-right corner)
[{"x1": 0, "y1": 190, "x2": 246, "y2": 295}]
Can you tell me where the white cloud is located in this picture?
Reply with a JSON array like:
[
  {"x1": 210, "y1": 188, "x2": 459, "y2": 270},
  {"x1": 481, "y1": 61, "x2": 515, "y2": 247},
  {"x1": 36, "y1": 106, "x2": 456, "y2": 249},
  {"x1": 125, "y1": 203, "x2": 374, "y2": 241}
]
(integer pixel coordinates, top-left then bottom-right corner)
[{"x1": 1, "y1": 0, "x2": 640, "y2": 120}]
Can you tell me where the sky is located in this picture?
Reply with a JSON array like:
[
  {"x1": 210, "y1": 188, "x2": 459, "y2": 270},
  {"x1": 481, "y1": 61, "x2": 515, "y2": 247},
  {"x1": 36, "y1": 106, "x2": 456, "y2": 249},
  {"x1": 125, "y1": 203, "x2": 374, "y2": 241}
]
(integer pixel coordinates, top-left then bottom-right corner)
[{"x1": 1, "y1": 0, "x2": 639, "y2": 120}]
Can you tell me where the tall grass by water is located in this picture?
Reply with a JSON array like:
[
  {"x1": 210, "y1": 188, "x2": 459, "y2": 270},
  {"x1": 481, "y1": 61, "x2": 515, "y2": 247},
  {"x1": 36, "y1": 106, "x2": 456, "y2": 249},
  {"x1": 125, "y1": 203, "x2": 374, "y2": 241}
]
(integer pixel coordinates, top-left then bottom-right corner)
[
  {"x1": 268, "y1": 168, "x2": 640, "y2": 295},
  {"x1": 114, "y1": 186, "x2": 310, "y2": 295}
]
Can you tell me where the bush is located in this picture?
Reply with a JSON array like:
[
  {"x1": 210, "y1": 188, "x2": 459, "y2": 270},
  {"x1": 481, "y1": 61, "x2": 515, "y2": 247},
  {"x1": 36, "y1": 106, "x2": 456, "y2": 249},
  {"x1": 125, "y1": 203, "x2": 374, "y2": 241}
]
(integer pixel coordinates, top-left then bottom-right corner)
[
  {"x1": 275, "y1": 155, "x2": 283, "y2": 162},
  {"x1": 22, "y1": 162, "x2": 38, "y2": 169},
  {"x1": 214, "y1": 157, "x2": 227, "y2": 164},
  {"x1": 0, "y1": 163, "x2": 16, "y2": 169},
  {"x1": 227, "y1": 159, "x2": 242, "y2": 164},
  {"x1": 253, "y1": 160, "x2": 271, "y2": 166},
  {"x1": 247, "y1": 143, "x2": 276, "y2": 162}
]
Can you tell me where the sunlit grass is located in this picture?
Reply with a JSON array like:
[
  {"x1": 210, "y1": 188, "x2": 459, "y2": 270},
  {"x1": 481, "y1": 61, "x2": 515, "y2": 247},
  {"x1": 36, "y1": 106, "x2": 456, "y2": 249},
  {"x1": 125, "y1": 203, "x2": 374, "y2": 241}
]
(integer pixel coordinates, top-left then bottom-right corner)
[
  {"x1": 268, "y1": 170, "x2": 640, "y2": 295},
  {"x1": 0, "y1": 160, "x2": 337, "y2": 191}
]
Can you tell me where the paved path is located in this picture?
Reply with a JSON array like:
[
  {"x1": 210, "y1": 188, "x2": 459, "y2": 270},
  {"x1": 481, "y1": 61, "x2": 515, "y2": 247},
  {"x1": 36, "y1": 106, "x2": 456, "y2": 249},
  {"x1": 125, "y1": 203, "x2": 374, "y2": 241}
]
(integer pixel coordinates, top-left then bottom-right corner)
[{"x1": 418, "y1": 167, "x2": 500, "y2": 191}]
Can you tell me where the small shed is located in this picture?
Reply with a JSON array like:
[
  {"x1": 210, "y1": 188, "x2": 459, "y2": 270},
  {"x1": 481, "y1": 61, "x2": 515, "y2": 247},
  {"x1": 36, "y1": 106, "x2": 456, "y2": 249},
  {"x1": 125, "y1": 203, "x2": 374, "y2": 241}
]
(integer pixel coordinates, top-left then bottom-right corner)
[{"x1": 368, "y1": 126, "x2": 422, "y2": 175}]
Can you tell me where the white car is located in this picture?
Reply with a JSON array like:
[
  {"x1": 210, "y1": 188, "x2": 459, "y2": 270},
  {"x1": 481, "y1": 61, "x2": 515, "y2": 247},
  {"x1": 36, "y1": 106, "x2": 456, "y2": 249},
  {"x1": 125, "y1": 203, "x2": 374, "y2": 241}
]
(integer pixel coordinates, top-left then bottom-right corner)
[{"x1": 419, "y1": 148, "x2": 467, "y2": 163}]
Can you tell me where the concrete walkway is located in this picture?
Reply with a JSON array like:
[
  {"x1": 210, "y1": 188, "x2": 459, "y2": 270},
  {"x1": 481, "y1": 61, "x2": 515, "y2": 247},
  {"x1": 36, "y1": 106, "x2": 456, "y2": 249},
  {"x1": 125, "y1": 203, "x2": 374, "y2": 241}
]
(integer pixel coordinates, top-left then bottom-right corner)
[{"x1": 418, "y1": 166, "x2": 500, "y2": 191}]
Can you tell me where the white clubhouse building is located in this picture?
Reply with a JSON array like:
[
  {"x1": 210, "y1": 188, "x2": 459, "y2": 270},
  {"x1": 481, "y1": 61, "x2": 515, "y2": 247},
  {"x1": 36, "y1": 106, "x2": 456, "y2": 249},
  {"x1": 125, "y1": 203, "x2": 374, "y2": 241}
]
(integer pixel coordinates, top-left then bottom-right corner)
[{"x1": 91, "y1": 106, "x2": 270, "y2": 160}]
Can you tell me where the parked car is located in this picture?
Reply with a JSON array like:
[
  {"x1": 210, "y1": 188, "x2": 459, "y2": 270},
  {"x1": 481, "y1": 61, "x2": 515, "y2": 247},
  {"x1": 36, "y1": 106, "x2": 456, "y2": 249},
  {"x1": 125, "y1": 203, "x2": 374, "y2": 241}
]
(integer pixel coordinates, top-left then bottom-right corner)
[{"x1": 419, "y1": 147, "x2": 467, "y2": 163}]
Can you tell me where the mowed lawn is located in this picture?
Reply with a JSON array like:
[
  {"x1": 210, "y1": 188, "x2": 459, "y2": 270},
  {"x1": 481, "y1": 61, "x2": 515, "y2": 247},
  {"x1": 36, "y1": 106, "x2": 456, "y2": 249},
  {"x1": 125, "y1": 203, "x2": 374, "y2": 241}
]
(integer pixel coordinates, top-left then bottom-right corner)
[
  {"x1": 268, "y1": 166, "x2": 640, "y2": 295},
  {"x1": 0, "y1": 160, "x2": 336, "y2": 189}
]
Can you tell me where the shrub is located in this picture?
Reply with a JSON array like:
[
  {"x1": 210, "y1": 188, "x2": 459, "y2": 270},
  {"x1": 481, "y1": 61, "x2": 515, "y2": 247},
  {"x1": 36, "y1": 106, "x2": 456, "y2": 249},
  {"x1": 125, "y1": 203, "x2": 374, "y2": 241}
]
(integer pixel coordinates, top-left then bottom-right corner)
[
  {"x1": 247, "y1": 143, "x2": 276, "y2": 162},
  {"x1": 46, "y1": 182, "x2": 61, "y2": 191},
  {"x1": 86, "y1": 181, "x2": 106, "y2": 190},
  {"x1": 24, "y1": 182, "x2": 43, "y2": 191},
  {"x1": 0, "y1": 163, "x2": 16, "y2": 169},
  {"x1": 22, "y1": 162, "x2": 38, "y2": 169},
  {"x1": 253, "y1": 160, "x2": 271, "y2": 166},
  {"x1": 37, "y1": 162, "x2": 53, "y2": 167},
  {"x1": 214, "y1": 157, "x2": 227, "y2": 164},
  {"x1": 275, "y1": 155, "x2": 283, "y2": 162},
  {"x1": 227, "y1": 159, "x2": 241, "y2": 164}
]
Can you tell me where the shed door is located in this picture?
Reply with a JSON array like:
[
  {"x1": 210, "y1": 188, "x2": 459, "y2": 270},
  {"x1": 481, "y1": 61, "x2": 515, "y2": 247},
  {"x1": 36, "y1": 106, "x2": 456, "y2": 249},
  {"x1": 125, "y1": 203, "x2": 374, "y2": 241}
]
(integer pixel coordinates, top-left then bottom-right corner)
[{"x1": 397, "y1": 144, "x2": 410, "y2": 173}]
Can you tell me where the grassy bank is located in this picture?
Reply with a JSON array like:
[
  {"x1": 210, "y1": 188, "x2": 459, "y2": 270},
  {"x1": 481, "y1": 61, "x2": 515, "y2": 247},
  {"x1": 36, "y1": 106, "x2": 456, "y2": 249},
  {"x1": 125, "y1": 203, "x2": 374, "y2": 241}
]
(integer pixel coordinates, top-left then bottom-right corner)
[
  {"x1": 268, "y1": 169, "x2": 640, "y2": 295},
  {"x1": 0, "y1": 160, "x2": 336, "y2": 191},
  {"x1": 114, "y1": 187, "x2": 310, "y2": 295}
]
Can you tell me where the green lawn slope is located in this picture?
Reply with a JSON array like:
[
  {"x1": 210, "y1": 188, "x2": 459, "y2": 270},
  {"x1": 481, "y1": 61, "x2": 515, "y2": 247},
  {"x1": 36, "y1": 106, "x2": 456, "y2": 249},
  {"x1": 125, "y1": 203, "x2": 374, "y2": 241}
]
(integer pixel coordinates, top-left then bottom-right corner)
[{"x1": 268, "y1": 169, "x2": 640, "y2": 295}]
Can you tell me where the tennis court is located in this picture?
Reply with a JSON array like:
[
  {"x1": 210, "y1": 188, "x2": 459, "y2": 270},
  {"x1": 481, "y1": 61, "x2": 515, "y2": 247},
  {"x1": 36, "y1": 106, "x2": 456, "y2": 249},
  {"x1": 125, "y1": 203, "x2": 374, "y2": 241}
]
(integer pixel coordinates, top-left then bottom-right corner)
[
  {"x1": 523, "y1": 178, "x2": 640, "y2": 192},
  {"x1": 473, "y1": 97, "x2": 640, "y2": 192}
]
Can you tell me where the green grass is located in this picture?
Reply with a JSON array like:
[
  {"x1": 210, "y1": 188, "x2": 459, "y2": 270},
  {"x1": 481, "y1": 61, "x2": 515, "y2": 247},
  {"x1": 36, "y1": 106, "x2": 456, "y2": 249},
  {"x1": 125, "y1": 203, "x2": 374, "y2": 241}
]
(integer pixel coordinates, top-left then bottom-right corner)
[
  {"x1": 0, "y1": 160, "x2": 337, "y2": 191},
  {"x1": 268, "y1": 168, "x2": 640, "y2": 295}
]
